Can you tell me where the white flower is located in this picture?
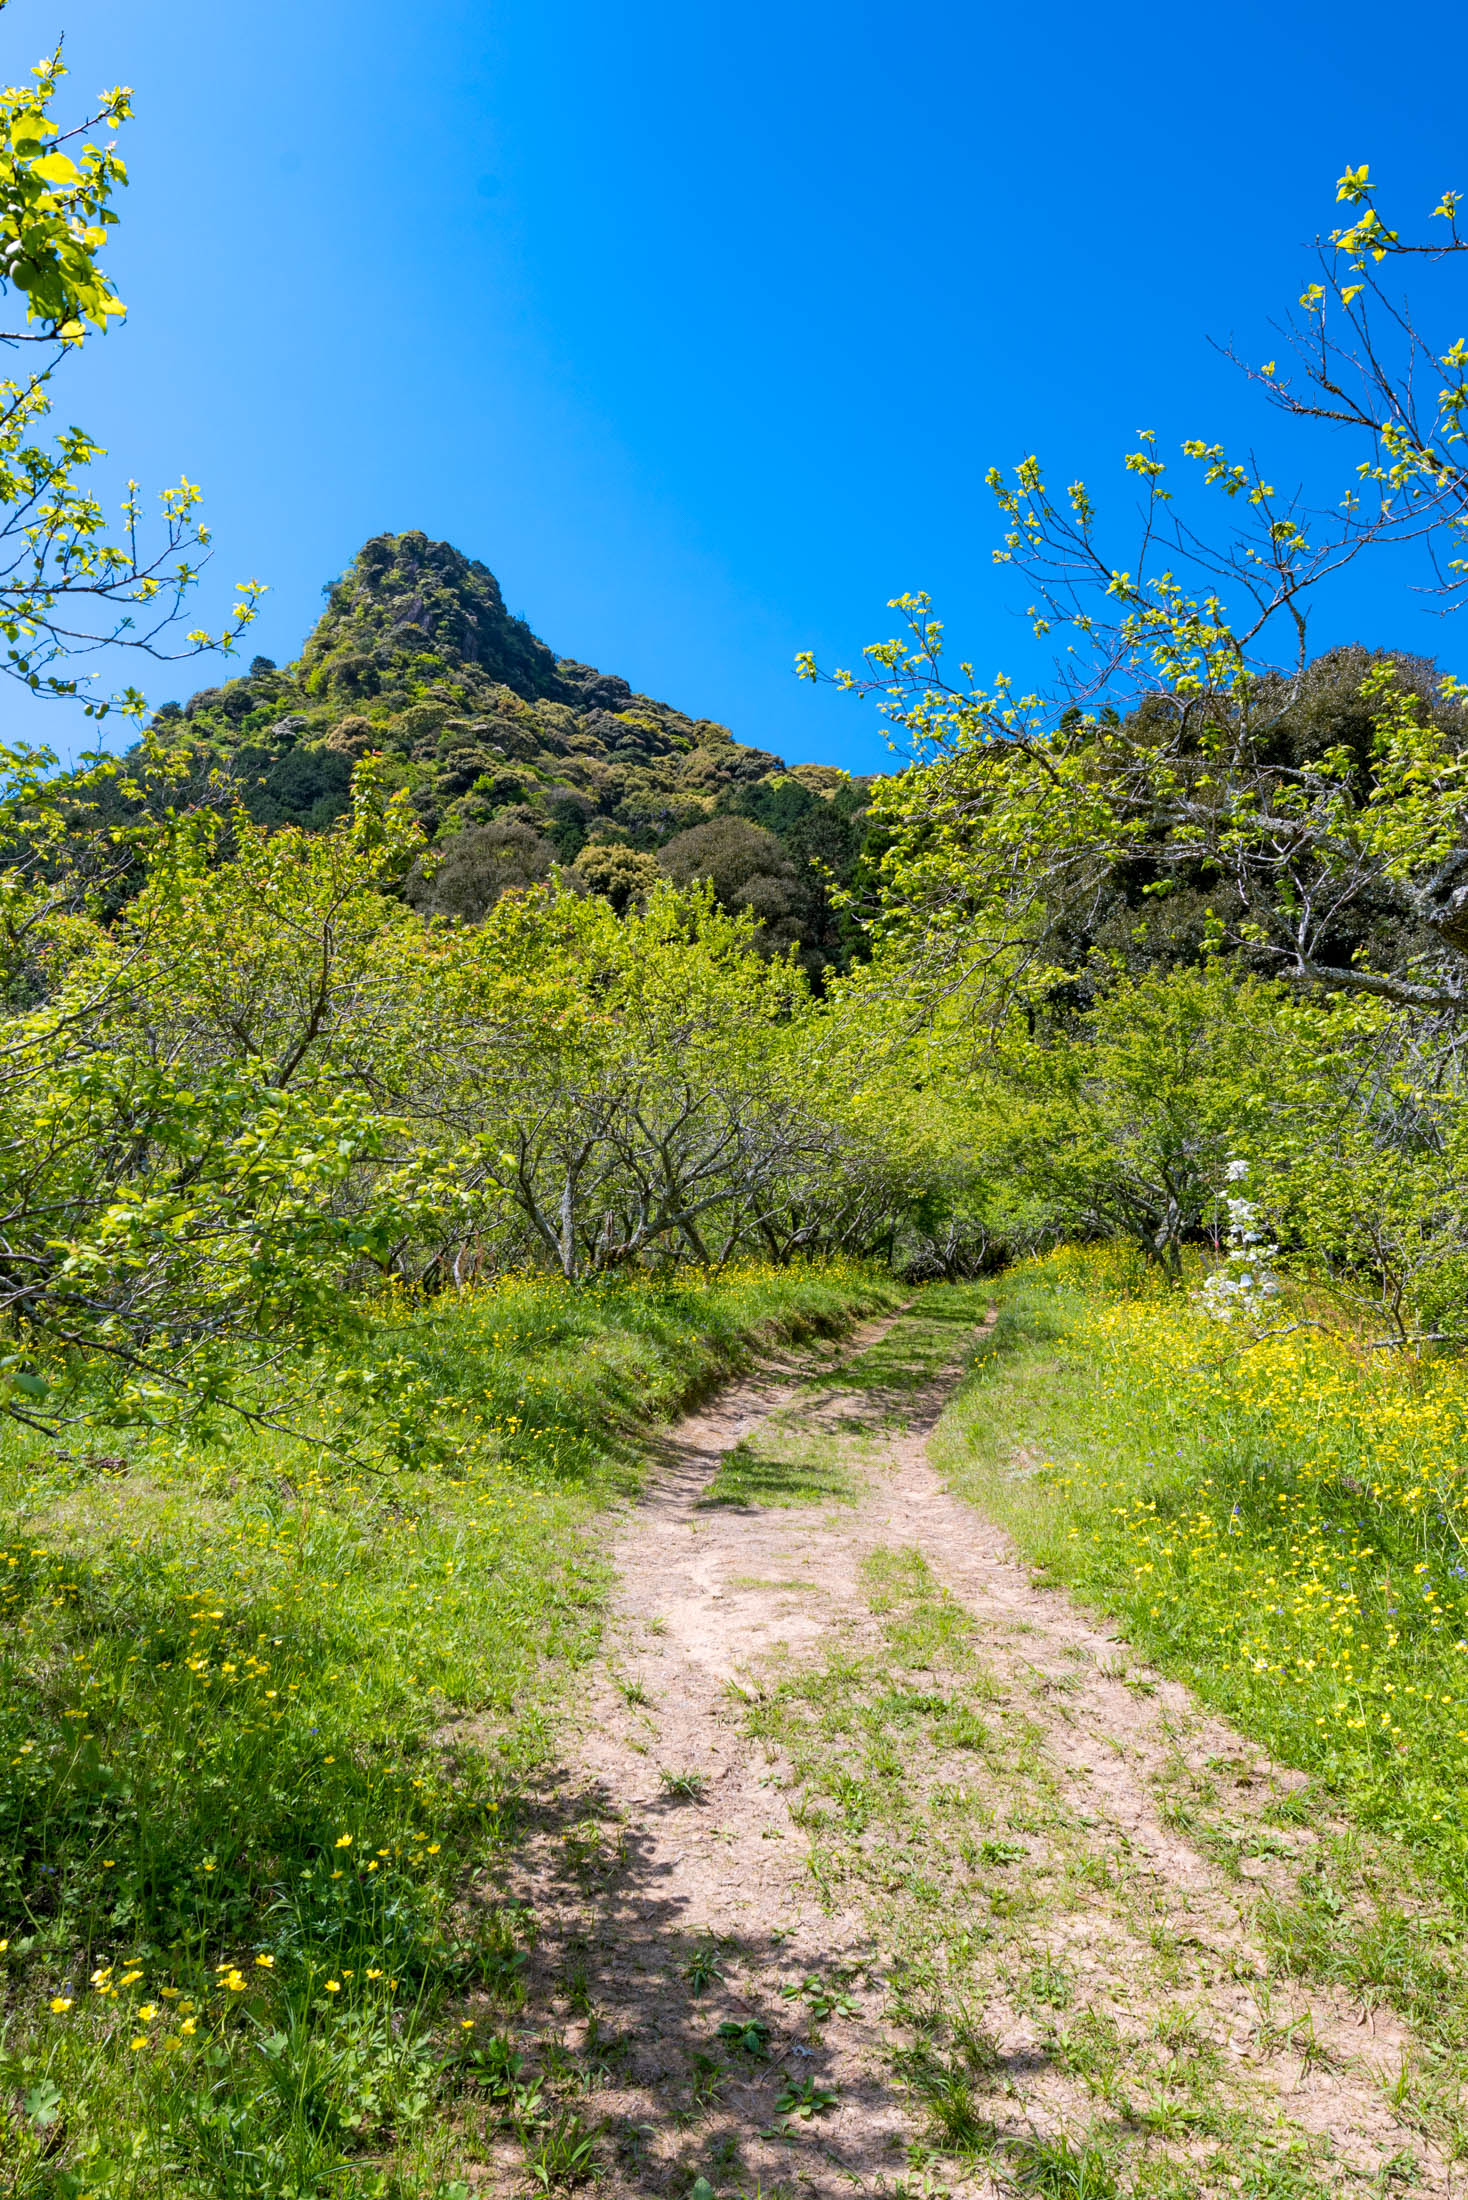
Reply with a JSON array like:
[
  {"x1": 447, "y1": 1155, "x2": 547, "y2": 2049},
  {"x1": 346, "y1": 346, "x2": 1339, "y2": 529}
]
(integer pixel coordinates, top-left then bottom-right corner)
[{"x1": 1197, "y1": 1157, "x2": 1280, "y2": 1323}]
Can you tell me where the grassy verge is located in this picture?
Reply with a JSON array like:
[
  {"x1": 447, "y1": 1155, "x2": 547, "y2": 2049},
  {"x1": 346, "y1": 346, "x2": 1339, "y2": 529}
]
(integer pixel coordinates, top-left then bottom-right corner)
[
  {"x1": 933, "y1": 1246, "x2": 1468, "y2": 1899},
  {"x1": 0, "y1": 1259, "x2": 897, "y2": 2199}
]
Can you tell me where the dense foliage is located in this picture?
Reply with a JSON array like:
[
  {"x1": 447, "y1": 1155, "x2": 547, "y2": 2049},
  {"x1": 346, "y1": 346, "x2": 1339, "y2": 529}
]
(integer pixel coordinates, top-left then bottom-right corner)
[{"x1": 141, "y1": 531, "x2": 874, "y2": 978}]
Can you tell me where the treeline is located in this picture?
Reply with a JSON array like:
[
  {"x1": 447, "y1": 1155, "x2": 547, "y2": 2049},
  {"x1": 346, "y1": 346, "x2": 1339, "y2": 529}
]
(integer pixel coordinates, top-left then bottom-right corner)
[
  {"x1": 20, "y1": 621, "x2": 1468, "y2": 1441},
  {"x1": 0, "y1": 749, "x2": 969, "y2": 1437}
]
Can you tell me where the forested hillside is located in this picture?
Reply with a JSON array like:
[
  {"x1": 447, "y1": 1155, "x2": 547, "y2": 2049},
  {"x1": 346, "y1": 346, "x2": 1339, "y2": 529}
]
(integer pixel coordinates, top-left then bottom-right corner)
[{"x1": 145, "y1": 531, "x2": 874, "y2": 974}]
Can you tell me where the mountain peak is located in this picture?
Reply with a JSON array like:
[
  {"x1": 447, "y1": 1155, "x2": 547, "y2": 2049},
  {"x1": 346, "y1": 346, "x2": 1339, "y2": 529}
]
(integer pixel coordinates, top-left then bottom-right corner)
[
  {"x1": 302, "y1": 531, "x2": 566, "y2": 703},
  {"x1": 155, "y1": 531, "x2": 872, "y2": 971}
]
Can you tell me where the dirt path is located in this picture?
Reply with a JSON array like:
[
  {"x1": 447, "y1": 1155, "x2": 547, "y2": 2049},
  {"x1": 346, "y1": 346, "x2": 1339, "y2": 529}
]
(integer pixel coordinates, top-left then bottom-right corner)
[{"x1": 471, "y1": 1293, "x2": 1460, "y2": 2197}]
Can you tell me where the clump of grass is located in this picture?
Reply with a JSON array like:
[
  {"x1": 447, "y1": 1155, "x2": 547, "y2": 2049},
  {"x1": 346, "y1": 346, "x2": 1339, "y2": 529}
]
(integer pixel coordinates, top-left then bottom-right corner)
[
  {"x1": 659, "y1": 1768, "x2": 708, "y2": 1800},
  {"x1": 520, "y1": 2107, "x2": 600, "y2": 2189},
  {"x1": 1010, "y1": 2133, "x2": 1122, "y2": 2197},
  {"x1": 683, "y1": 1937, "x2": 725, "y2": 1992},
  {"x1": 779, "y1": 1972, "x2": 859, "y2": 2019},
  {"x1": 716, "y1": 2016, "x2": 770, "y2": 2057},
  {"x1": 973, "y1": 1837, "x2": 1027, "y2": 1865},
  {"x1": 773, "y1": 2075, "x2": 838, "y2": 2121},
  {"x1": 895, "y1": 2040, "x2": 995, "y2": 2155}
]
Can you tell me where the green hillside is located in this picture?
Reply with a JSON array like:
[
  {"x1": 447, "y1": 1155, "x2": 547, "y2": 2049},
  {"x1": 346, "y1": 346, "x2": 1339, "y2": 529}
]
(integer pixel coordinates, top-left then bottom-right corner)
[{"x1": 149, "y1": 530, "x2": 875, "y2": 972}]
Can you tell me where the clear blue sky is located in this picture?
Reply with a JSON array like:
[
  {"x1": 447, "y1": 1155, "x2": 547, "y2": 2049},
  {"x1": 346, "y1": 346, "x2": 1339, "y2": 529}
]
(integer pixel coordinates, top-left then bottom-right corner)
[{"x1": 9, "y1": 0, "x2": 1467, "y2": 769}]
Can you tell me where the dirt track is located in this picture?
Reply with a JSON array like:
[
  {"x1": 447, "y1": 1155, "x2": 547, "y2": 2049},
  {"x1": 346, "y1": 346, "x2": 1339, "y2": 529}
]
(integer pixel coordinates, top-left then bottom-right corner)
[{"x1": 472, "y1": 1297, "x2": 1458, "y2": 2197}]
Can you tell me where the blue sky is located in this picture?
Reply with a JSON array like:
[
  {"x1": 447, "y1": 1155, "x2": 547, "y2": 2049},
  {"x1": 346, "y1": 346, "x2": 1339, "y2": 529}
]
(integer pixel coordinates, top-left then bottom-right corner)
[{"x1": 8, "y1": 0, "x2": 1467, "y2": 769}]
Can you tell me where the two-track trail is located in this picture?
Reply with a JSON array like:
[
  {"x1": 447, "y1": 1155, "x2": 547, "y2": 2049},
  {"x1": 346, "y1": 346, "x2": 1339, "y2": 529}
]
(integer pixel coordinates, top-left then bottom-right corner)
[{"x1": 468, "y1": 1289, "x2": 1462, "y2": 2198}]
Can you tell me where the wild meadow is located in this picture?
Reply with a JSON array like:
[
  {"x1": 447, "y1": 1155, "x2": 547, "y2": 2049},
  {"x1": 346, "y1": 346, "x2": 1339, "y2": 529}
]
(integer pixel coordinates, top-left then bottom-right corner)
[
  {"x1": 0, "y1": 1263, "x2": 891, "y2": 2196},
  {"x1": 939, "y1": 1248, "x2": 1468, "y2": 1897}
]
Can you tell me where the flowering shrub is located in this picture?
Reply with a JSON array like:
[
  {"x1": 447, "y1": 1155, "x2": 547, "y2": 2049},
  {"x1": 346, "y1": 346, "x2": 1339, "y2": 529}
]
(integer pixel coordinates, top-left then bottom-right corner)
[{"x1": 1195, "y1": 1159, "x2": 1281, "y2": 1325}]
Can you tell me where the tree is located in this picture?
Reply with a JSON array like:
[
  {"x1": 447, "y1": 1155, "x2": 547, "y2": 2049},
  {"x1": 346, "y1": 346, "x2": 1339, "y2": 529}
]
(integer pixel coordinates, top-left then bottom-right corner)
[
  {"x1": 407, "y1": 883, "x2": 831, "y2": 1281},
  {"x1": 0, "y1": 769, "x2": 439, "y2": 1432},
  {"x1": 659, "y1": 815, "x2": 820, "y2": 969},
  {"x1": 405, "y1": 818, "x2": 560, "y2": 922},
  {"x1": 804, "y1": 167, "x2": 1468, "y2": 1021},
  {"x1": 981, "y1": 969, "x2": 1283, "y2": 1278},
  {"x1": 571, "y1": 840, "x2": 660, "y2": 914}
]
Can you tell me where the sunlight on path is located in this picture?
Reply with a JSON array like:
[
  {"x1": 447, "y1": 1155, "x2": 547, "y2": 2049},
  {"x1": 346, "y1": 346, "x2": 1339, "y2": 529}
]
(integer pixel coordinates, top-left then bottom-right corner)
[{"x1": 475, "y1": 1289, "x2": 1455, "y2": 2199}]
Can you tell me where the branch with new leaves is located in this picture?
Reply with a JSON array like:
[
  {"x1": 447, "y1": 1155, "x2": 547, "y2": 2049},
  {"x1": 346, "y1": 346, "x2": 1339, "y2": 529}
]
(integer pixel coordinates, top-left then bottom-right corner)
[
  {"x1": 802, "y1": 164, "x2": 1468, "y2": 1020},
  {"x1": 0, "y1": 9, "x2": 261, "y2": 717}
]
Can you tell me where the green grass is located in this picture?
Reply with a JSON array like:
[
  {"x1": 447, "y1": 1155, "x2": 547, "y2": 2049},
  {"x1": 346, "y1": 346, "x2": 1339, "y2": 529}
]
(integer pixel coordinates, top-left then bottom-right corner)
[
  {"x1": 931, "y1": 1252, "x2": 1468, "y2": 1905},
  {"x1": 0, "y1": 1259, "x2": 895, "y2": 2198},
  {"x1": 801, "y1": 1288, "x2": 990, "y2": 1401},
  {"x1": 698, "y1": 1429, "x2": 861, "y2": 1509}
]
